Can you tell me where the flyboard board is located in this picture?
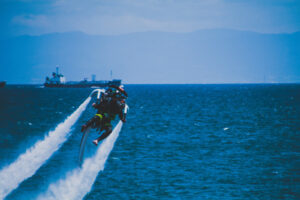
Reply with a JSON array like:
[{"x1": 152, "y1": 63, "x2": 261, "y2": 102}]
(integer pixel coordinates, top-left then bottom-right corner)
[
  {"x1": 78, "y1": 89, "x2": 104, "y2": 165},
  {"x1": 79, "y1": 127, "x2": 91, "y2": 164}
]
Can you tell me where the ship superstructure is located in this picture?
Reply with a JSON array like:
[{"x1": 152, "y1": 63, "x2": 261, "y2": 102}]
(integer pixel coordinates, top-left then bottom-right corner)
[{"x1": 45, "y1": 67, "x2": 66, "y2": 85}]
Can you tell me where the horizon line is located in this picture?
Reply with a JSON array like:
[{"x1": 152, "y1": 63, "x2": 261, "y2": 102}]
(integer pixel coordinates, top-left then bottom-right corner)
[
  {"x1": 6, "y1": 28, "x2": 300, "y2": 39},
  {"x1": 4, "y1": 82, "x2": 300, "y2": 86}
]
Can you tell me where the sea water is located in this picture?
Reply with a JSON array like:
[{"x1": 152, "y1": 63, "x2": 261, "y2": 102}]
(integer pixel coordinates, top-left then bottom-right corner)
[{"x1": 0, "y1": 84, "x2": 299, "y2": 200}]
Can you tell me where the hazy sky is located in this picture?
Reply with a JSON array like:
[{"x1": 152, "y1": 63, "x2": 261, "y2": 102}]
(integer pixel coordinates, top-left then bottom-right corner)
[
  {"x1": 0, "y1": 0, "x2": 299, "y2": 84},
  {"x1": 1, "y1": 0, "x2": 300, "y2": 38}
]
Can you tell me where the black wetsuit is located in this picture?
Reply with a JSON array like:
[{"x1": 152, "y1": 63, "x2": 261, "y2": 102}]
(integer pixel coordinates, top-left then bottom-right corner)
[{"x1": 84, "y1": 92, "x2": 125, "y2": 142}]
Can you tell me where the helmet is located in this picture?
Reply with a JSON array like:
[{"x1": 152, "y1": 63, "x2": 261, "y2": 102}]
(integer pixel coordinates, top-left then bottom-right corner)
[{"x1": 106, "y1": 88, "x2": 113, "y2": 93}]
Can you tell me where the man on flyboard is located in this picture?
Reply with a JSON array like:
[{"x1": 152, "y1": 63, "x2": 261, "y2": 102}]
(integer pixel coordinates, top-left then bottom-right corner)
[{"x1": 81, "y1": 85, "x2": 128, "y2": 146}]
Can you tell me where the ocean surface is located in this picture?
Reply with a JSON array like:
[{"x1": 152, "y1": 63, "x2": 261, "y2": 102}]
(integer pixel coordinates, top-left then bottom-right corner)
[{"x1": 0, "y1": 84, "x2": 299, "y2": 200}]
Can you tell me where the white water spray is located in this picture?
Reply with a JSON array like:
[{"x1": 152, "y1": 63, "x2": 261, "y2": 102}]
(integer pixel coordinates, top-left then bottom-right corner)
[
  {"x1": 0, "y1": 97, "x2": 91, "y2": 199},
  {"x1": 38, "y1": 121, "x2": 123, "y2": 200}
]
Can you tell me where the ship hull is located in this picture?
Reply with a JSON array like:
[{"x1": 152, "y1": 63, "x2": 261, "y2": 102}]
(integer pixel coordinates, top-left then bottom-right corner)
[
  {"x1": 0, "y1": 81, "x2": 6, "y2": 88},
  {"x1": 44, "y1": 81, "x2": 121, "y2": 88}
]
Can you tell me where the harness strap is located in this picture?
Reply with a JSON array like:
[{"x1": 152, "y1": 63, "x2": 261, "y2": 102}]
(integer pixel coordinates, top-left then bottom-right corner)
[
  {"x1": 95, "y1": 114, "x2": 103, "y2": 119},
  {"x1": 104, "y1": 122, "x2": 112, "y2": 127}
]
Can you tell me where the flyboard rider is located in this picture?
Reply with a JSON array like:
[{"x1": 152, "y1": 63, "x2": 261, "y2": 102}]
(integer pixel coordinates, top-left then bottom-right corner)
[{"x1": 81, "y1": 85, "x2": 128, "y2": 146}]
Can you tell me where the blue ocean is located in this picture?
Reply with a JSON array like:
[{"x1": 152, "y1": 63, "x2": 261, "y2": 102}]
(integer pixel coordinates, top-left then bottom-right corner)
[{"x1": 0, "y1": 84, "x2": 299, "y2": 200}]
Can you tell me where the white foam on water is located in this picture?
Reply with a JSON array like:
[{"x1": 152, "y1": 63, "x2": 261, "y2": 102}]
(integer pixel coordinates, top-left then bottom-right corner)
[
  {"x1": 37, "y1": 121, "x2": 123, "y2": 200},
  {"x1": 0, "y1": 97, "x2": 91, "y2": 199}
]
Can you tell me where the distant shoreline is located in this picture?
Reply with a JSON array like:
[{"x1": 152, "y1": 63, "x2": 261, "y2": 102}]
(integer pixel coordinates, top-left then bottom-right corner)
[{"x1": 3, "y1": 83, "x2": 300, "y2": 87}]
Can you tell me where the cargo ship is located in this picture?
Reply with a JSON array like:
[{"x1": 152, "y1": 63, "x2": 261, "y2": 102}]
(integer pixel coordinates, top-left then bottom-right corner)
[
  {"x1": 44, "y1": 68, "x2": 121, "y2": 88},
  {"x1": 0, "y1": 81, "x2": 6, "y2": 88}
]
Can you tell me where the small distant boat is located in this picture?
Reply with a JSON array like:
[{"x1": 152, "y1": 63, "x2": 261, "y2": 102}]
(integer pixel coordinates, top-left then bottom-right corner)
[
  {"x1": 0, "y1": 81, "x2": 6, "y2": 88},
  {"x1": 44, "y1": 67, "x2": 121, "y2": 88}
]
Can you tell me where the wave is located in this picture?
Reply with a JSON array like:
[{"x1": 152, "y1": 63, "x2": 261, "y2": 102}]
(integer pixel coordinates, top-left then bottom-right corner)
[
  {"x1": 0, "y1": 97, "x2": 91, "y2": 199},
  {"x1": 37, "y1": 121, "x2": 123, "y2": 200}
]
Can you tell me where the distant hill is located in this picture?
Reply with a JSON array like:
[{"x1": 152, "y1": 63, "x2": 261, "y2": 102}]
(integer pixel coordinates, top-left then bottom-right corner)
[{"x1": 0, "y1": 29, "x2": 299, "y2": 84}]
